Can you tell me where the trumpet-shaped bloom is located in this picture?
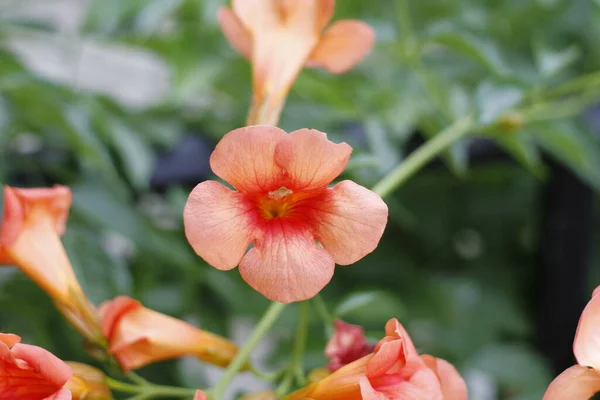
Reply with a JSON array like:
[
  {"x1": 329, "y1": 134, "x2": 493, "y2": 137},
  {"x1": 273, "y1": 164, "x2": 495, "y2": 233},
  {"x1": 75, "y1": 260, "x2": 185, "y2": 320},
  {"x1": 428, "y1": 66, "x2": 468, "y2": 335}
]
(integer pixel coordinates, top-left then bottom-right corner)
[
  {"x1": 99, "y1": 296, "x2": 239, "y2": 372},
  {"x1": 325, "y1": 320, "x2": 374, "y2": 371},
  {"x1": 0, "y1": 333, "x2": 73, "y2": 400},
  {"x1": 285, "y1": 319, "x2": 467, "y2": 400},
  {"x1": 184, "y1": 126, "x2": 388, "y2": 303},
  {"x1": 64, "y1": 363, "x2": 112, "y2": 400},
  {"x1": 543, "y1": 286, "x2": 600, "y2": 399},
  {"x1": 218, "y1": 0, "x2": 375, "y2": 125},
  {"x1": 0, "y1": 186, "x2": 101, "y2": 343}
]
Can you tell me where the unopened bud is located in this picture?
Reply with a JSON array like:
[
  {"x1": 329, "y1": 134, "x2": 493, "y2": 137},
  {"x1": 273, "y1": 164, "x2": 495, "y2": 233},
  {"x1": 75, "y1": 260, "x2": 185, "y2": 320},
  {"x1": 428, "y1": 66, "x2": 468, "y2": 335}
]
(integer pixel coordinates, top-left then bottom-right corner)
[{"x1": 65, "y1": 362, "x2": 112, "y2": 400}]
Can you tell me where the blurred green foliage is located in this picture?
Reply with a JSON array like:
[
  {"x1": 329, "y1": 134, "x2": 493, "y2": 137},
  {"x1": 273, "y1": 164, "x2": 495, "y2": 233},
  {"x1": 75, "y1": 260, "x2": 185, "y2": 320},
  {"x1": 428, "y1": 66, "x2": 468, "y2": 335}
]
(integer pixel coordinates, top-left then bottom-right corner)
[{"x1": 1, "y1": 0, "x2": 600, "y2": 399}]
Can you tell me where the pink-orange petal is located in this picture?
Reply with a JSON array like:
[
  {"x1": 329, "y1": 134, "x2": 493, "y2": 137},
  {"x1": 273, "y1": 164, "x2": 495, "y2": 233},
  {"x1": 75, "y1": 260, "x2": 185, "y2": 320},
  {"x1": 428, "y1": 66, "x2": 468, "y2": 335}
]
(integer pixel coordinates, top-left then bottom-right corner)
[
  {"x1": 218, "y1": 7, "x2": 252, "y2": 59},
  {"x1": 574, "y1": 286, "x2": 600, "y2": 369},
  {"x1": 0, "y1": 333, "x2": 21, "y2": 348},
  {"x1": 542, "y1": 365, "x2": 600, "y2": 400},
  {"x1": 274, "y1": 128, "x2": 352, "y2": 191},
  {"x1": 209, "y1": 125, "x2": 287, "y2": 195},
  {"x1": 194, "y1": 391, "x2": 208, "y2": 400},
  {"x1": 384, "y1": 319, "x2": 419, "y2": 360},
  {"x1": 308, "y1": 20, "x2": 375, "y2": 74},
  {"x1": 421, "y1": 355, "x2": 468, "y2": 400},
  {"x1": 45, "y1": 387, "x2": 72, "y2": 400},
  {"x1": 239, "y1": 220, "x2": 335, "y2": 303},
  {"x1": 307, "y1": 181, "x2": 388, "y2": 265},
  {"x1": 359, "y1": 376, "x2": 387, "y2": 400},
  {"x1": 231, "y1": 0, "x2": 278, "y2": 33},
  {"x1": 10, "y1": 343, "x2": 73, "y2": 387},
  {"x1": 184, "y1": 181, "x2": 256, "y2": 271}
]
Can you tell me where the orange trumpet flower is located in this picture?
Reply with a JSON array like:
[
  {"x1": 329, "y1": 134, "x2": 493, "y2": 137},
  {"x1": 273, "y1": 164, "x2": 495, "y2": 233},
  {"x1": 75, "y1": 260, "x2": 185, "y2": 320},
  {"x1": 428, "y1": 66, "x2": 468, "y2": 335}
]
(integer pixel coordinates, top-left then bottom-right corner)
[
  {"x1": 0, "y1": 185, "x2": 102, "y2": 344},
  {"x1": 543, "y1": 286, "x2": 600, "y2": 399},
  {"x1": 0, "y1": 333, "x2": 73, "y2": 400},
  {"x1": 218, "y1": 0, "x2": 375, "y2": 125},
  {"x1": 286, "y1": 319, "x2": 467, "y2": 400},
  {"x1": 100, "y1": 296, "x2": 240, "y2": 372},
  {"x1": 184, "y1": 126, "x2": 388, "y2": 303}
]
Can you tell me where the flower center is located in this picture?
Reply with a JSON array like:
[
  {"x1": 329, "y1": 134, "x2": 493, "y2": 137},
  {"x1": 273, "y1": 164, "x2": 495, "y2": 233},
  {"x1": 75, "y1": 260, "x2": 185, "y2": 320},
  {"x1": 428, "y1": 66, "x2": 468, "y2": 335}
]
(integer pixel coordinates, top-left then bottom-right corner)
[{"x1": 259, "y1": 187, "x2": 294, "y2": 219}]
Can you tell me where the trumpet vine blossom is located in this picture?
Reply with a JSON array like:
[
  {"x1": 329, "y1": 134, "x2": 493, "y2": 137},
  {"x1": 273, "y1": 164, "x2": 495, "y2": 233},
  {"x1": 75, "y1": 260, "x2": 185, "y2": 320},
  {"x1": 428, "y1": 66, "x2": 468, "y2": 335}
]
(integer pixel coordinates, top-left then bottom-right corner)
[
  {"x1": 184, "y1": 125, "x2": 388, "y2": 303},
  {"x1": 0, "y1": 333, "x2": 72, "y2": 400},
  {"x1": 218, "y1": 0, "x2": 375, "y2": 125},
  {"x1": 543, "y1": 286, "x2": 600, "y2": 399},
  {"x1": 100, "y1": 296, "x2": 240, "y2": 372}
]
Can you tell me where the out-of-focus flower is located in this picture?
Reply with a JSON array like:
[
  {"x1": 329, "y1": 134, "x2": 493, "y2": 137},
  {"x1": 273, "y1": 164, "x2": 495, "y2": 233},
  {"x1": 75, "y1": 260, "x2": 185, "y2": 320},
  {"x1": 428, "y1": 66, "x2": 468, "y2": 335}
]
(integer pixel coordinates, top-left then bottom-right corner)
[
  {"x1": 99, "y1": 296, "x2": 239, "y2": 372},
  {"x1": 285, "y1": 319, "x2": 467, "y2": 400},
  {"x1": 325, "y1": 320, "x2": 374, "y2": 371},
  {"x1": 0, "y1": 186, "x2": 102, "y2": 344},
  {"x1": 543, "y1": 286, "x2": 600, "y2": 399},
  {"x1": 64, "y1": 362, "x2": 112, "y2": 400},
  {"x1": 184, "y1": 126, "x2": 388, "y2": 303},
  {"x1": 239, "y1": 390, "x2": 278, "y2": 400},
  {"x1": 194, "y1": 391, "x2": 208, "y2": 400},
  {"x1": 218, "y1": 0, "x2": 375, "y2": 125},
  {"x1": 0, "y1": 333, "x2": 73, "y2": 400}
]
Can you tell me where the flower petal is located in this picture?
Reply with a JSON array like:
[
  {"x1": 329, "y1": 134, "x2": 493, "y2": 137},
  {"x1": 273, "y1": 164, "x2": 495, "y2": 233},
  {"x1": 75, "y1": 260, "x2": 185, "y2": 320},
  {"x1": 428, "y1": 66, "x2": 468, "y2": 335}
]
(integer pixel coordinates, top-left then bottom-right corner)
[
  {"x1": 45, "y1": 387, "x2": 73, "y2": 400},
  {"x1": 0, "y1": 185, "x2": 72, "y2": 246},
  {"x1": 274, "y1": 128, "x2": 352, "y2": 191},
  {"x1": 239, "y1": 220, "x2": 334, "y2": 303},
  {"x1": 210, "y1": 125, "x2": 287, "y2": 195},
  {"x1": 307, "y1": 181, "x2": 388, "y2": 265},
  {"x1": 384, "y1": 319, "x2": 419, "y2": 359},
  {"x1": 10, "y1": 343, "x2": 73, "y2": 387},
  {"x1": 421, "y1": 355, "x2": 468, "y2": 400},
  {"x1": 308, "y1": 20, "x2": 375, "y2": 74},
  {"x1": 0, "y1": 333, "x2": 20, "y2": 348},
  {"x1": 574, "y1": 286, "x2": 600, "y2": 369},
  {"x1": 218, "y1": 7, "x2": 252, "y2": 59},
  {"x1": 542, "y1": 365, "x2": 600, "y2": 400},
  {"x1": 359, "y1": 376, "x2": 387, "y2": 400},
  {"x1": 184, "y1": 181, "x2": 256, "y2": 270},
  {"x1": 194, "y1": 391, "x2": 208, "y2": 400}
]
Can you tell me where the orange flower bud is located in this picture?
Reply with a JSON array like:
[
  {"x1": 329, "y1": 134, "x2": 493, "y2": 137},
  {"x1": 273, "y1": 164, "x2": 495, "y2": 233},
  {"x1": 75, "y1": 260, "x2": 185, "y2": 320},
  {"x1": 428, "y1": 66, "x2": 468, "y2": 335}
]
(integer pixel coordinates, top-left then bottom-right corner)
[
  {"x1": 0, "y1": 186, "x2": 102, "y2": 344},
  {"x1": 239, "y1": 390, "x2": 277, "y2": 400},
  {"x1": 100, "y1": 296, "x2": 240, "y2": 372},
  {"x1": 65, "y1": 362, "x2": 112, "y2": 400}
]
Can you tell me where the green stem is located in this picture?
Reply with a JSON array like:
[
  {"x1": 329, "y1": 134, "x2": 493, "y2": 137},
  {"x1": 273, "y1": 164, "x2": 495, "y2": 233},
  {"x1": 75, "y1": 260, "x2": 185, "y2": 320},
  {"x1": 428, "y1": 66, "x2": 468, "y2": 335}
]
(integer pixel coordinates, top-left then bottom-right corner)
[
  {"x1": 312, "y1": 295, "x2": 334, "y2": 325},
  {"x1": 105, "y1": 377, "x2": 198, "y2": 398},
  {"x1": 291, "y1": 302, "x2": 309, "y2": 385},
  {"x1": 372, "y1": 116, "x2": 474, "y2": 198},
  {"x1": 212, "y1": 301, "x2": 287, "y2": 400}
]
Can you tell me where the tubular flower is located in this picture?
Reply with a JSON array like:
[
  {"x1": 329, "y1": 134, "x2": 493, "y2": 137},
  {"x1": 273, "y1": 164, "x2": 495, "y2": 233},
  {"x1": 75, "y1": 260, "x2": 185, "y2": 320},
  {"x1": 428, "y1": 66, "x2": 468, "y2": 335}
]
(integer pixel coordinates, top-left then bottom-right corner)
[
  {"x1": 99, "y1": 296, "x2": 240, "y2": 372},
  {"x1": 0, "y1": 186, "x2": 101, "y2": 344},
  {"x1": 184, "y1": 126, "x2": 388, "y2": 303},
  {"x1": 218, "y1": 0, "x2": 375, "y2": 125},
  {"x1": 285, "y1": 319, "x2": 467, "y2": 400},
  {"x1": 64, "y1": 363, "x2": 112, "y2": 400},
  {"x1": 543, "y1": 286, "x2": 600, "y2": 399},
  {"x1": 325, "y1": 320, "x2": 375, "y2": 371},
  {"x1": 0, "y1": 333, "x2": 73, "y2": 400}
]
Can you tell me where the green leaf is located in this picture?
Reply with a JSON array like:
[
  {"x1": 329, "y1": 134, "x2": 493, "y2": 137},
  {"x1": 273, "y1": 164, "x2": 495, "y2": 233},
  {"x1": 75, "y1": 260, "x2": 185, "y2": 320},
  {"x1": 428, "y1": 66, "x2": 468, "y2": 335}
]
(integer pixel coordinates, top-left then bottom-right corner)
[
  {"x1": 536, "y1": 45, "x2": 581, "y2": 79},
  {"x1": 531, "y1": 122, "x2": 600, "y2": 189},
  {"x1": 496, "y1": 132, "x2": 544, "y2": 177},
  {"x1": 134, "y1": 0, "x2": 186, "y2": 35},
  {"x1": 104, "y1": 118, "x2": 154, "y2": 190},
  {"x1": 476, "y1": 81, "x2": 524, "y2": 124},
  {"x1": 425, "y1": 32, "x2": 508, "y2": 78},
  {"x1": 335, "y1": 290, "x2": 406, "y2": 327},
  {"x1": 467, "y1": 344, "x2": 552, "y2": 396}
]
